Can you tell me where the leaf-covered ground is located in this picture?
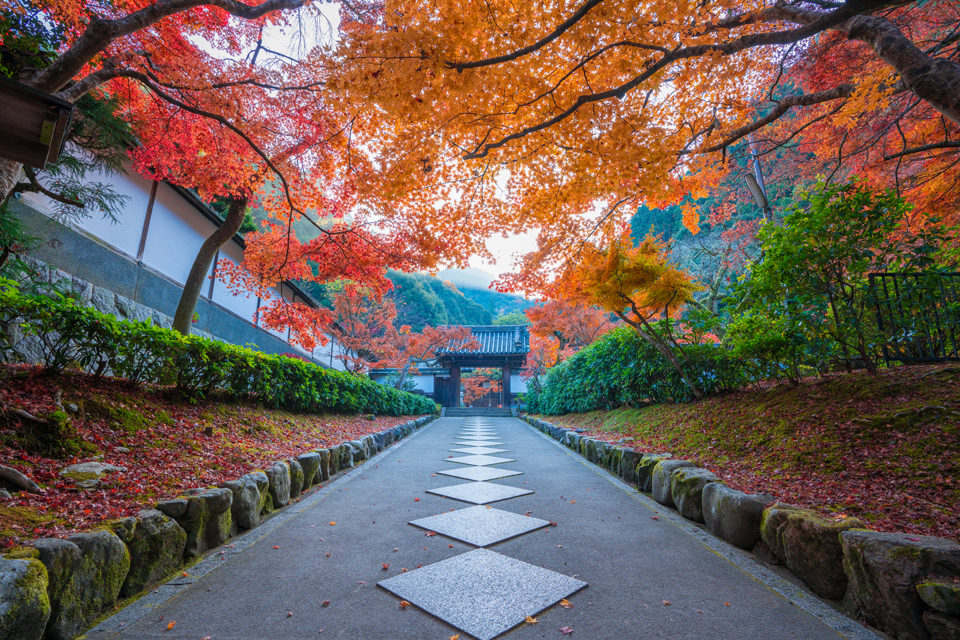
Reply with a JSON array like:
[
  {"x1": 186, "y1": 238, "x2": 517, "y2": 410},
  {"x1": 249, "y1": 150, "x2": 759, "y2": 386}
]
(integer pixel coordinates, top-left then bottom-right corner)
[
  {"x1": 0, "y1": 365, "x2": 429, "y2": 547},
  {"x1": 535, "y1": 364, "x2": 960, "y2": 541}
]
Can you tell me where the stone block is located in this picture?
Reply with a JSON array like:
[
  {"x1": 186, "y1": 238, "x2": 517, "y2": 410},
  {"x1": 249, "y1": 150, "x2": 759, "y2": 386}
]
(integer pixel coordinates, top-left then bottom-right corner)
[
  {"x1": 651, "y1": 460, "x2": 694, "y2": 507},
  {"x1": 221, "y1": 473, "x2": 263, "y2": 531},
  {"x1": 670, "y1": 467, "x2": 719, "y2": 523},
  {"x1": 35, "y1": 532, "x2": 129, "y2": 640},
  {"x1": 336, "y1": 443, "x2": 354, "y2": 469},
  {"x1": 759, "y1": 503, "x2": 805, "y2": 562},
  {"x1": 702, "y1": 483, "x2": 773, "y2": 550},
  {"x1": 316, "y1": 449, "x2": 331, "y2": 481},
  {"x1": 924, "y1": 611, "x2": 960, "y2": 640},
  {"x1": 109, "y1": 509, "x2": 187, "y2": 596},
  {"x1": 780, "y1": 511, "x2": 863, "y2": 599},
  {"x1": 296, "y1": 452, "x2": 321, "y2": 489},
  {"x1": 841, "y1": 530, "x2": 960, "y2": 639},
  {"x1": 177, "y1": 488, "x2": 233, "y2": 558},
  {"x1": 287, "y1": 458, "x2": 304, "y2": 498},
  {"x1": 917, "y1": 580, "x2": 960, "y2": 616},
  {"x1": 266, "y1": 461, "x2": 291, "y2": 509},
  {"x1": 619, "y1": 450, "x2": 641, "y2": 483},
  {"x1": 634, "y1": 453, "x2": 671, "y2": 492},
  {"x1": 0, "y1": 557, "x2": 50, "y2": 640}
]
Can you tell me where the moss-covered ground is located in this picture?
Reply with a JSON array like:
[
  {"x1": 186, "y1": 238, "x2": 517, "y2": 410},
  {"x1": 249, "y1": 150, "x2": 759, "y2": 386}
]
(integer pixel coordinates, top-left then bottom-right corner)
[
  {"x1": 535, "y1": 364, "x2": 960, "y2": 540},
  {"x1": 0, "y1": 364, "x2": 429, "y2": 546}
]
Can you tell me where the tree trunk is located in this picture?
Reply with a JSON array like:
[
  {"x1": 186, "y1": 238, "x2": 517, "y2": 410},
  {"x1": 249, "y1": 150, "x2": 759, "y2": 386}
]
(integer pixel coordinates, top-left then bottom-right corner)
[
  {"x1": 0, "y1": 158, "x2": 24, "y2": 204},
  {"x1": 619, "y1": 313, "x2": 705, "y2": 400},
  {"x1": 172, "y1": 197, "x2": 247, "y2": 335},
  {"x1": 845, "y1": 14, "x2": 960, "y2": 125}
]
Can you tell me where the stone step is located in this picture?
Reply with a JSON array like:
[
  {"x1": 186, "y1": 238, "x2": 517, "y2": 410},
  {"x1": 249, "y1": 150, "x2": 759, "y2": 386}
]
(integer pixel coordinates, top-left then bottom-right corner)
[{"x1": 443, "y1": 407, "x2": 514, "y2": 417}]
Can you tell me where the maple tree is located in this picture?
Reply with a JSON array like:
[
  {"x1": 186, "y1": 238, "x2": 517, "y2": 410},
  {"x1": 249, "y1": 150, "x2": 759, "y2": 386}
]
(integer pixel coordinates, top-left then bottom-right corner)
[
  {"x1": 460, "y1": 368, "x2": 502, "y2": 406},
  {"x1": 526, "y1": 300, "x2": 615, "y2": 358},
  {"x1": 325, "y1": 283, "x2": 395, "y2": 373},
  {"x1": 327, "y1": 0, "x2": 960, "y2": 295},
  {"x1": 376, "y1": 323, "x2": 478, "y2": 389},
  {"x1": 0, "y1": 0, "x2": 439, "y2": 339},
  {"x1": 566, "y1": 235, "x2": 703, "y2": 397}
]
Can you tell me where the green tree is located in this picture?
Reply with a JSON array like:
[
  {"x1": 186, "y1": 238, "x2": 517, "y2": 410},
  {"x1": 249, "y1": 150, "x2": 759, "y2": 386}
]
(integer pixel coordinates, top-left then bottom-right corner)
[
  {"x1": 492, "y1": 311, "x2": 530, "y2": 325},
  {"x1": 744, "y1": 179, "x2": 942, "y2": 374}
]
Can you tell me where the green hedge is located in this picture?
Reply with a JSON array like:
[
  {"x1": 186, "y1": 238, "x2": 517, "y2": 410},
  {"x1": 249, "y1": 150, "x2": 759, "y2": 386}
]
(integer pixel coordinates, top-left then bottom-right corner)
[
  {"x1": 526, "y1": 326, "x2": 751, "y2": 413},
  {"x1": 0, "y1": 280, "x2": 436, "y2": 416}
]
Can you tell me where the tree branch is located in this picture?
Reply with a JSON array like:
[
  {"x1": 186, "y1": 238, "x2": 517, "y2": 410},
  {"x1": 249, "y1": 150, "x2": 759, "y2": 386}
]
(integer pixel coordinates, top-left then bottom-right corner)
[
  {"x1": 27, "y1": 0, "x2": 311, "y2": 93},
  {"x1": 884, "y1": 139, "x2": 960, "y2": 160}
]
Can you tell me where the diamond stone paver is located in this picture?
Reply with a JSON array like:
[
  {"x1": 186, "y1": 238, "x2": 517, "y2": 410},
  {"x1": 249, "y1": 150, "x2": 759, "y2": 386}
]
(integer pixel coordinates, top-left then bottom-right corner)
[
  {"x1": 378, "y1": 549, "x2": 586, "y2": 640},
  {"x1": 450, "y1": 446, "x2": 508, "y2": 455},
  {"x1": 448, "y1": 454, "x2": 515, "y2": 466},
  {"x1": 409, "y1": 505, "x2": 549, "y2": 546},
  {"x1": 436, "y1": 466, "x2": 523, "y2": 482},
  {"x1": 427, "y1": 481, "x2": 533, "y2": 505}
]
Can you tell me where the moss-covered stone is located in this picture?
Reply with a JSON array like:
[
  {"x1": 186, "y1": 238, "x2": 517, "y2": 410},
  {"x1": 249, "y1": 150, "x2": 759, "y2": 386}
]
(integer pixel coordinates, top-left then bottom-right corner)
[
  {"x1": 316, "y1": 449, "x2": 331, "y2": 482},
  {"x1": 109, "y1": 509, "x2": 187, "y2": 597},
  {"x1": 296, "y1": 452, "x2": 321, "y2": 490},
  {"x1": 702, "y1": 483, "x2": 773, "y2": 550},
  {"x1": 266, "y1": 461, "x2": 291, "y2": 509},
  {"x1": 35, "y1": 532, "x2": 129, "y2": 640},
  {"x1": 780, "y1": 511, "x2": 863, "y2": 599},
  {"x1": 670, "y1": 467, "x2": 719, "y2": 523},
  {"x1": 287, "y1": 458, "x2": 304, "y2": 498},
  {"x1": 634, "y1": 453, "x2": 670, "y2": 493},
  {"x1": 0, "y1": 557, "x2": 50, "y2": 640},
  {"x1": 840, "y1": 530, "x2": 960, "y2": 640},
  {"x1": 651, "y1": 459, "x2": 694, "y2": 507},
  {"x1": 759, "y1": 503, "x2": 806, "y2": 563},
  {"x1": 222, "y1": 473, "x2": 266, "y2": 531},
  {"x1": 917, "y1": 581, "x2": 960, "y2": 616},
  {"x1": 171, "y1": 488, "x2": 232, "y2": 559},
  {"x1": 618, "y1": 450, "x2": 641, "y2": 483}
]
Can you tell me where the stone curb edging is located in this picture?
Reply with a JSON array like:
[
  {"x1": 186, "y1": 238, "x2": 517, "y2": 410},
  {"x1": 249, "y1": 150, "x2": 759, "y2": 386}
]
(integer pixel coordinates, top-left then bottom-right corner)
[
  {"x1": 522, "y1": 415, "x2": 960, "y2": 640},
  {"x1": 0, "y1": 414, "x2": 437, "y2": 640}
]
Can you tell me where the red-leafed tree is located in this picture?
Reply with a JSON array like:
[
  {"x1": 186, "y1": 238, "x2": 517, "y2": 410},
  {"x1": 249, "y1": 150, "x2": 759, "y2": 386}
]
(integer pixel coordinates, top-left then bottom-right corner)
[
  {"x1": 2, "y1": 0, "x2": 439, "y2": 339},
  {"x1": 461, "y1": 368, "x2": 502, "y2": 406},
  {"x1": 525, "y1": 300, "x2": 615, "y2": 358},
  {"x1": 326, "y1": 284, "x2": 397, "y2": 374},
  {"x1": 377, "y1": 324, "x2": 478, "y2": 390}
]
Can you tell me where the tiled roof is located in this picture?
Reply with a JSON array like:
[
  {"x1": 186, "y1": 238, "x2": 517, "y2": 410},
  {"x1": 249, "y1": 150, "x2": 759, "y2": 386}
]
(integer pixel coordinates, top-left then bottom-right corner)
[{"x1": 442, "y1": 325, "x2": 530, "y2": 355}]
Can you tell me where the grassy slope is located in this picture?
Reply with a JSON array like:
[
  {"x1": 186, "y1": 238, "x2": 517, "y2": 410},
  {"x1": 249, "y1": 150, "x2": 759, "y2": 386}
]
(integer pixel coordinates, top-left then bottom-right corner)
[
  {"x1": 536, "y1": 364, "x2": 960, "y2": 540},
  {"x1": 0, "y1": 365, "x2": 429, "y2": 546}
]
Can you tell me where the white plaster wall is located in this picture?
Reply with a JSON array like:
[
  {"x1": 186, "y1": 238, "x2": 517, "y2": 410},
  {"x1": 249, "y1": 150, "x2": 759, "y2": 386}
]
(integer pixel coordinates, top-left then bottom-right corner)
[
  {"x1": 22, "y1": 162, "x2": 152, "y2": 258},
  {"x1": 413, "y1": 374, "x2": 434, "y2": 393},
  {"x1": 140, "y1": 183, "x2": 215, "y2": 286},
  {"x1": 510, "y1": 374, "x2": 528, "y2": 393},
  {"x1": 211, "y1": 241, "x2": 259, "y2": 320}
]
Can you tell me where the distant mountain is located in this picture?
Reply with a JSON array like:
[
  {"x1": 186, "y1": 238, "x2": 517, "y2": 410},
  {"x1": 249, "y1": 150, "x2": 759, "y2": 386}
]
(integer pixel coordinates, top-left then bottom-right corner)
[
  {"x1": 436, "y1": 267, "x2": 495, "y2": 291},
  {"x1": 387, "y1": 270, "x2": 492, "y2": 331},
  {"x1": 436, "y1": 268, "x2": 532, "y2": 320}
]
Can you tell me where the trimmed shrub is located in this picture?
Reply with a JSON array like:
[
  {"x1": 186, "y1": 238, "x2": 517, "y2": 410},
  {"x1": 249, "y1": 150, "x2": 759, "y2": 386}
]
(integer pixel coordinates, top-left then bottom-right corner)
[
  {"x1": 0, "y1": 280, "x2": 436, "y2": 416},
  {"x1": 526, "y1": 326, "x2": 751, "y2": 413}
]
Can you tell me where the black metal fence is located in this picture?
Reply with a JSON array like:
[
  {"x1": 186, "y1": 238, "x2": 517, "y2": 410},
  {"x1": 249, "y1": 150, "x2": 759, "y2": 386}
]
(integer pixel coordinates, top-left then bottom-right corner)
[{"x1": 869, "y1": 272, "x2": 960, "y2": 365}]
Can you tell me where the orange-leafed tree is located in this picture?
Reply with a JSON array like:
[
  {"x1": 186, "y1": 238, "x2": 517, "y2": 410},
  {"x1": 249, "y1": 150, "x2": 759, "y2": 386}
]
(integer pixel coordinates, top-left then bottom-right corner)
[
  {"x1": 377, "y1": 324, "x2": 478, "y2": 390},
  {"x1": 568, "y1": 235, "x2": 703, "y2": 398},
  {"x1": 327, "y1": 0, "x2": 960, "y2": 295},
  {"x1": 521, "y1": 335, "x2": 562, "y2": 394},
  {"x1": 526, "y1": 300, "x2": 615, "y2": 358},
  {"x1": 461, "y1": 368, "x2": 502, "y2": 406},
  {"x1": 326, "y1": 284, "x2": 397, "y2": 374}
]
